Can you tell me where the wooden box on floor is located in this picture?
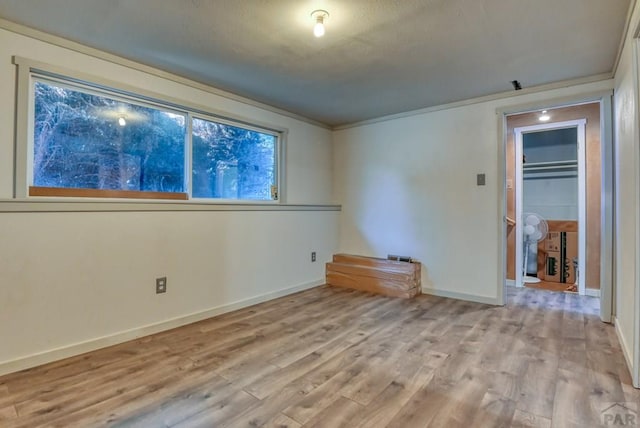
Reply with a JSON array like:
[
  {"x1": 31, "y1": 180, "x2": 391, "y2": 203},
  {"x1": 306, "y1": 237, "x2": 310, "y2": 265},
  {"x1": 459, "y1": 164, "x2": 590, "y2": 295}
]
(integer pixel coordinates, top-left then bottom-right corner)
[{"x1": 326, "y1": 253, "x2": 422, "y2": 298}]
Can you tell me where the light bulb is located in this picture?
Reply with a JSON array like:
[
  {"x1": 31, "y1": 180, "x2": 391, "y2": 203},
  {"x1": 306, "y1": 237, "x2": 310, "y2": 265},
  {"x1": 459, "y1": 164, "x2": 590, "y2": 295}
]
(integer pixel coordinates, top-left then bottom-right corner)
[
  {"x1": 118, "y1": 116, "x2": 126, "y2": 126},
  {"x1": 314, "y1": 19, "x2": 325, "y2": 37},
  {"x1": 311, "y1": 10, "x2": 328, "y2": 38},
  {"x1": 539, "y1": 110, "x2": 550, "y2": 122}
]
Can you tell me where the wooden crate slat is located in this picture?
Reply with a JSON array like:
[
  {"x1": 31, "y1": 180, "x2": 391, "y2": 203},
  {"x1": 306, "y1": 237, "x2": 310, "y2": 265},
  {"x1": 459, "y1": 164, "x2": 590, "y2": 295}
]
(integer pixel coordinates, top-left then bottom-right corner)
[
  {"x1": 332, "y1": 253, "x2": 420, "y2": 273},
  {"x1": 326, "y1": 272, "x2": 420, "y2": 299},
  {"x1": 325, "y1": 254, "x2": 422, "y2": 299}
]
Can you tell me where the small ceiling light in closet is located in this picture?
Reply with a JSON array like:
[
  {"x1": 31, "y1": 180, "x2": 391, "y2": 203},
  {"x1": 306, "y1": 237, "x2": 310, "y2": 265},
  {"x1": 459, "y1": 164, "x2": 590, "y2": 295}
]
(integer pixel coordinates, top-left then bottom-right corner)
[{"x1": 538, "y1": 110, "x2": 550, "y2": 122}]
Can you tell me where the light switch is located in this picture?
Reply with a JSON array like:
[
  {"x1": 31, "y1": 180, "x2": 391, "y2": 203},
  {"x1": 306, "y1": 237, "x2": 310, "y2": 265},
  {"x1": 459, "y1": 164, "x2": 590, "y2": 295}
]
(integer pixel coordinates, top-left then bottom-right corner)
[{"x1": 477, "y1": 173, "x2": 486, "y2": 186}]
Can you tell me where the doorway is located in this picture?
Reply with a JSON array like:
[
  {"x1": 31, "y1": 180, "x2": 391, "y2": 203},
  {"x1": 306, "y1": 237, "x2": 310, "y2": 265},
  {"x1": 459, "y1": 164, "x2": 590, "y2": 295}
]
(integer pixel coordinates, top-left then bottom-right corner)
[
  {"x1": 514, "y1": 120, "x2": 586, "y2": 294},
  {"x1": 501, "y1": 100, "x2": 612, "y2": 321}
]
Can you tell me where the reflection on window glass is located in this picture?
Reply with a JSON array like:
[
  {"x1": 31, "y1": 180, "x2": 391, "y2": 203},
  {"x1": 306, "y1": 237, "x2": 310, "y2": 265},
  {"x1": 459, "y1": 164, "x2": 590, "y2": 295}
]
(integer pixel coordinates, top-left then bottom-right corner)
[
  {"x1": 192, "y1": 117, "x2": 276, "y2": 200},
  {"x1": 33, "y1": 80, "x2": 186, "y2": 192}
]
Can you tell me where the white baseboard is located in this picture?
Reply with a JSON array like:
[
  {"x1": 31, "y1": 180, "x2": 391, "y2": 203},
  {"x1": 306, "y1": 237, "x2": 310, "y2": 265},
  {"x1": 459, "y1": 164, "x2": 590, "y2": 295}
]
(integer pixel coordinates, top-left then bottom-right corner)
[
  {"x1": 614, "y1": 316, "x2": 635, "y2": 386},
  {"x1": 585, "y1": 288, "x2": 601, "y2": 297},
  {"x1": 505, "y1": 279, "x2": 516, "y2": 287},
  {"x1": 0, "y1": 279, "x2": 324, "y2": 377},
  {"x1": 422, "y1": 288, "x2": 500, "y2": 305}
]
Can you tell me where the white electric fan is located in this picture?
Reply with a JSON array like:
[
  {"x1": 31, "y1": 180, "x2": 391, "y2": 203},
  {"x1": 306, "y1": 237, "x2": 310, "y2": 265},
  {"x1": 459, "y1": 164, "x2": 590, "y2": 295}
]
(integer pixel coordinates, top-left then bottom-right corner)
[{"x1": 522, "y1": 212, "x2": 548, "y2": 283}]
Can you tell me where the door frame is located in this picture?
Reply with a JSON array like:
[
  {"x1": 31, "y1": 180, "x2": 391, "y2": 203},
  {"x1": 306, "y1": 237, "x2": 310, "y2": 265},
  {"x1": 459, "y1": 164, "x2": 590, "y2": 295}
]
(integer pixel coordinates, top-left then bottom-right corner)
[
  {"x1": 513, "y1": 120, "x2": 587, "y2": 294},
  {"x1": 497, "y1": 90, "x2": 614, "y2": 324}
]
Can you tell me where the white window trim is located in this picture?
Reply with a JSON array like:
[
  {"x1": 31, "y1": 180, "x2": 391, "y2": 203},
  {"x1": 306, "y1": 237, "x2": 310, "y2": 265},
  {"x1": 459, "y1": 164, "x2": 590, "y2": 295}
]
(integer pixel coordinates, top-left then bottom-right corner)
[{"x1": 13, "y1": 56, "x2": 287, "y2": 204}]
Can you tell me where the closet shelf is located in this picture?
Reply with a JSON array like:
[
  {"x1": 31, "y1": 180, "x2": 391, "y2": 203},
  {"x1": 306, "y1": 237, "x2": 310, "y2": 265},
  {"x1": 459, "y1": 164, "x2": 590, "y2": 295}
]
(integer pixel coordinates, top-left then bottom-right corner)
[
  {"x1": 523, "y1": 160, "x2": 578, "y2": 180},
  {"x1": 523, "y1": 160, "x2": 577, "y2": 172}
]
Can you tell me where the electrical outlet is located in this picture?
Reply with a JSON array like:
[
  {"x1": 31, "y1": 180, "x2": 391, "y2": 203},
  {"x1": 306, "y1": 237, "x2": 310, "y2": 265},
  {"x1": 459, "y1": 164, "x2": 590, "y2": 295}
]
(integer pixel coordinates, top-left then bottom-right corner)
[
  {"x1": 156, "y1": 277, "x2": 167, "y2": 294},
  {"x1": 311, "y1": 251, "x2": 316, "y2": 262}
]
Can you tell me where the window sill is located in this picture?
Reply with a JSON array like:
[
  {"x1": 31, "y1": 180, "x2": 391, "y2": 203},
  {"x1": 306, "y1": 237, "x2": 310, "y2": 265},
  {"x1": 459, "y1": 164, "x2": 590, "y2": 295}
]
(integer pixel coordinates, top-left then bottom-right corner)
[{"x1": 30, "y1": 186, "x2": 189, "y2": 200}]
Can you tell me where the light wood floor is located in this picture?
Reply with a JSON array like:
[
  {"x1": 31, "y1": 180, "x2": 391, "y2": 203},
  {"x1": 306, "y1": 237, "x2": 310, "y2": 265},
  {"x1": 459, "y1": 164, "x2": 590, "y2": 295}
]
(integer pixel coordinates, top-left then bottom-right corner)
[{"x1": 0, "y1": 286, "x2": 637, "y2": 427}]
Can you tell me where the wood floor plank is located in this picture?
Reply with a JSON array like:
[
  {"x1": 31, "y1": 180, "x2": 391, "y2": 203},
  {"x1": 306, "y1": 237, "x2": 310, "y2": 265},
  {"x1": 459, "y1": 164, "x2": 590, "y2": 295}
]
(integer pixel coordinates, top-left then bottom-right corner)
[
  {"x1": 488, "y1": 370, "x2": 521, "y2": 402},
  {"x1": 511, "y1": 408, "x2": 552, "y2": 428},
  {"x1": 551, "y1": 368, "x2": 600, "y2": 428},
  {"x1": 13, "y1": 354, "x2": 188, "y2": 421},
  {"x1": 280, "y1": 357, "x2": 372, "y2": 423},
  {"x1": 171, "y1": 389, "x2": 259, "y2": 428},
  {"x1": 16, "y1": 356, "x2": 196, "y2": 427},
  {"x1": 281, "y1": 308, "x2": 436, "y2": 423},
  {"x1": 0, "y1": 285, "x2": 637, "y2": 428},
  {"x1": 498, "y1": 337, "x2": 531, "y2": 378},
  {"x1": 339, "y1": 317, "x2": 430, "y2": 406},
  {"x1": 516, "y1": 358, "x2": 558, "y2": 419},
  {"x1": 423, "y1": 366, "x2": 491, "y2": 427},
  {"x1": 0, "y1": 405, "x2": 18, "y2": 424},
  {"x1": 384, "y1": 379, "x2": 459, "y2": 428},
  {"x1": 263, "y1": 296, "x2": 393, "y2": 369},
  {"x1": 300, "y1": 396, "x2": 364, "y2": 428},
  {"x1": 220, "y1": 378, "x2": 316, "y2": 428},
  {"x1": 107, "y1": 374, "x2": 234, "y2": 427},
  {"x1": 48, "y1": 370, "x2": 224, "y2": 427},
  {"x1": 351, "y1": 363, "x2": 436, "y2": 428},
  {"x1": 263, "y1": 413, "x2": 301, "y2": 428},
  {"x1": 3, "y1": 342, "x2": 173, "y2": 400},
  {"x1": 471, "y1": 391, "x2": 517, "y2": 428},
  {"x1": 244, "y1": 325, "x2": 371, "y2": 400}
]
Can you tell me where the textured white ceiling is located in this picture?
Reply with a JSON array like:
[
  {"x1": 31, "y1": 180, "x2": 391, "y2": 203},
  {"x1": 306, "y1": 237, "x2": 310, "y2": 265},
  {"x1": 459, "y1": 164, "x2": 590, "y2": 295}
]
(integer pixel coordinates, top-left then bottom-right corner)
[{"x1": 0, "y1": 0, "x2": 631, "y2": 126}]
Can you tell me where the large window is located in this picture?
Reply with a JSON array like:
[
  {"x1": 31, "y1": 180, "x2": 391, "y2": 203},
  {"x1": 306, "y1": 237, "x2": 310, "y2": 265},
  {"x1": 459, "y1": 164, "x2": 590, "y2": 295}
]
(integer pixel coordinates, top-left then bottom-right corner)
[
  {"x1": 21, "y1": 64, "x2": 282, "y2": 202},
  {"x1": 32, "y1": 80, "x2": 187, "y2": 199}
]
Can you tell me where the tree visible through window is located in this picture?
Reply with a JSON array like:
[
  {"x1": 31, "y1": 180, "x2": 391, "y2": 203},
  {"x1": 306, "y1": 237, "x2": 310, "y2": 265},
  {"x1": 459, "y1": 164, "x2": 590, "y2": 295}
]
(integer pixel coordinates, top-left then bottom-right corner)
[
  {"x1": 192, "y1": 117, "x2": 277, "y2": 200},
  {"x1": 28, "y1": 75, "x2": 280, "y2": 201},
  {"x1": 33, "y1": 80, "x2": 186, "y2": 194}
]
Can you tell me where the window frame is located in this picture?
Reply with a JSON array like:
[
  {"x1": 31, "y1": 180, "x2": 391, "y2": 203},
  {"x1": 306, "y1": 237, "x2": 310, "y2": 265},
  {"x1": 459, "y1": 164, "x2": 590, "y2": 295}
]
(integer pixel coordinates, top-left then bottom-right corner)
[
  {"x1": 189, "y1": 112, "x2": 280, "y2": 203},
  {"x1": 14, "y1": 56, "x2": 286, "y2": 204},
  {"x1": 29, "y1": 75, "x2": 191, "y2": 200}
]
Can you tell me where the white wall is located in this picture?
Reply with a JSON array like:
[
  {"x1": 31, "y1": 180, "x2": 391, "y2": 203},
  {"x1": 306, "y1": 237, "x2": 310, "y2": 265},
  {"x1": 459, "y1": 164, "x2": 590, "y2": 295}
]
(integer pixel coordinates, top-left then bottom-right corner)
[
  {"x1": 0, "y1": 27, "x2": 338, "y2": 374},
  {"x1": 333, "y1": 80, "x2": 613, "y2": 303},
  {"x1": 612, "y1": 0, "x2": 640, "y2": 386},
  {"x1": 523, "y1": 177, "x2": 578, "y2": 220}
]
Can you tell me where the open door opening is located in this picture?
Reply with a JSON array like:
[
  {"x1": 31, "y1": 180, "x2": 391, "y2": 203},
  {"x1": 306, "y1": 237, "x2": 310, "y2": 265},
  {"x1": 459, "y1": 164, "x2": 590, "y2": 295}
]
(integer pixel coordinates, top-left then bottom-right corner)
[
  {"x1": 514, "y1": 120, "x2": 586, "y2": 294},
  {"x1": 502, "y1": 100, "x2": 613, "y2": 322}
]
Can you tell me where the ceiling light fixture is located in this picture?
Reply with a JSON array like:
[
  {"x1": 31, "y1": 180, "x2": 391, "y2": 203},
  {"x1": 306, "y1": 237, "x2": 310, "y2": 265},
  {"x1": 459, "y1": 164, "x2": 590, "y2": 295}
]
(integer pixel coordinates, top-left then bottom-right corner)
[
  {"x1": 311, "y1": 10, "x2": 329, "y2": 38},
  {"x1": 118, "y1": 115, "x2": 127, "y2": 126},
  {"x1": 538, "y1": 110, "x2": 550, "y2": 122}
]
